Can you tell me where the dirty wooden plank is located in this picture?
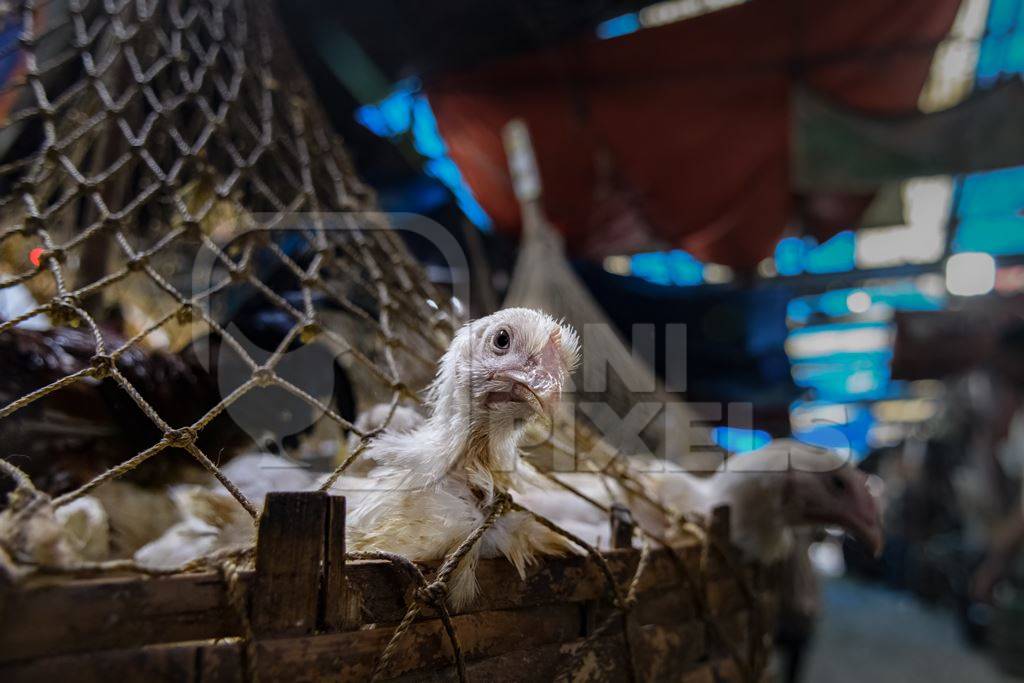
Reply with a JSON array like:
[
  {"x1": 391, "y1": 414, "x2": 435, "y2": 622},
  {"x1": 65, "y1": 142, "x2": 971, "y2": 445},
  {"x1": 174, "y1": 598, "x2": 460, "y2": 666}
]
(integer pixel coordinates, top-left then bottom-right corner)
[
  {"x1": 681, "y1": 657, "x2": 744, "y2": 683},
  {"x1": 0, "y1": 544, "x2": 755, "y2": 662},
  {"x1": 0, "y1": 639, "x2": 242, "y2": 683},
  {"x1": 255, "y1": 603, "x2": 582, "y2": 682},
  {"x1": 388, "y1": 633, "x2": 628, "y2": 683},
  {"x1": 0, "y1": 571, "x2": 244, "y2": 662},
  {"x1": 351, "y1": 543, "x2": 702, "y2": 624},
  {"x1": 252, "y1": 491, "x2": 328, "y2": 636},
  {"x1": 390, "y1": 620, "x2": 708, "y2": 683},
  {"x1": 632, "y1": 620, "x2": 706, "y2": 682},
  {"x1": 0, "y1": 536, "x2": 762, "y2": 665},
  {"x1": 322, "y1": 495, "x2": 358, "y2": 631}
]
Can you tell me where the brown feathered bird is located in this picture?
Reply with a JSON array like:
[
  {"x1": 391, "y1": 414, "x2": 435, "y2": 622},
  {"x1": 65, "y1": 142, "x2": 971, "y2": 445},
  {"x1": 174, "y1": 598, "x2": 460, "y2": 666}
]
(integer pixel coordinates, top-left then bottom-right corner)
[
  {"x1": 0, "y1": 311, "x2": 357, "y2": 495},
  {"x1": 0, "y1": 325, "x2": 249, "y2": 494}
]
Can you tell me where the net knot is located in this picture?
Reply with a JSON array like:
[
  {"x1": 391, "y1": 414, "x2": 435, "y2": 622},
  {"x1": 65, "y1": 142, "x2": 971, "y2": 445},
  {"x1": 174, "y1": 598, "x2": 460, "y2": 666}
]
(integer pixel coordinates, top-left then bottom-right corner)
[
  {"x1": 164, "y1": 427, "x2": 198, "y2": 448},
  {"x1": 415, "y1": 581, "x2": 449, "y2": 606},
  {"x1": 126, "y1": 254, "x2": 149, "y2": 271},
  {"x1": 35, "y1": 247, "x2": 65, "y2": 267},
  {"x1": 176, "y1": 302, "x2": 196, "y2": 325},
  {"x1": 89, "y1": 354, "x2": 115, "y2": 379},
  {"x1": 252, "y1": 367, "x2": 275, "y2": 387},
  {"x1": 182, "y1": 219, "x2": 203, "y2": 241},
  {"x1": 299, "y1": 321, "x2": 320, "y2": 343},
  {"x1": 22, "y1": 215, "x2": 42, "y2": 235},
  {"x1": 491, "y1": 490, "x2": 513, "y2": 513},
  {"x1": 50, "y1": 296, "x2": 82, "y2": 327},
  {"x1": 229, "y1": 265, "x2": 250, "y2": 282}
]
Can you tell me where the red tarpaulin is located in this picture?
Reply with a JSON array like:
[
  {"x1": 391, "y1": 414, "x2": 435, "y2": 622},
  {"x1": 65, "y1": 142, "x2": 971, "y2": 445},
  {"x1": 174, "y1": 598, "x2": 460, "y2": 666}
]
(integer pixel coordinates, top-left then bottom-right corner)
[{"x1": 426, "y1": 0, "x2": 961, "y2": 268}]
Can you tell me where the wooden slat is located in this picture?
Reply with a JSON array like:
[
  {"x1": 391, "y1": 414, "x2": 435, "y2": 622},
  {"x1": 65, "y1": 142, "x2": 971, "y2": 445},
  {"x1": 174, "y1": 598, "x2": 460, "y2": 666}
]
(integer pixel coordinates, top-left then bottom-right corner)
[
  {"x1": 0, "y1": 639, "x2": 242, "y2": 683},
  {"x1": 388, "y1": 633, "x2": 626, "y2": 683},
  {"x1": 349, "y1": 543, "x2": 702, "y2": 624},
  {"x1": 0, "y1": 532, "x2": 770, "y2": 667},
  {"x1": 632, "y1": 620, "x2": 706, "y2": 682},
  {"x1": 321, "y1": 494, "x2": 357, "y2": 631},
  {"x1": 0, "y1": 538, "x2": 759, "y2": 662},
  {"x1": 251, "y1": 491, "x2": 328, "y2": 636},
  {"x1": 390, "y1": 620, "x2": 713, "y2": 683},
  {"x1": 609, "y1": 502, "x2": 636, "y2": 549},
  {"x1": 681, "y1": 658, "x2": 744, "y2": 683},
  {"x1": 255, "y1": 603, "x2": 582, "y2": 682},
  {"x1": 0, "y1": 571, "x2": 244, "y2": 662}
]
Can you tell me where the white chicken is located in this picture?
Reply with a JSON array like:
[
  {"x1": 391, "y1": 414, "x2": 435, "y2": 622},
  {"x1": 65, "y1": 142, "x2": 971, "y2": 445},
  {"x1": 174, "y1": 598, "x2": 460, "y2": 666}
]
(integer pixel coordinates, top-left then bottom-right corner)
[
  {"x1": 343, "y1": 403, "x2": 425, "y2": 475},
  {"x1": 347, "y1": 308, "x2": 582, "y2": 609},
  {"x1": 519, "y1": 440, "x2": 883, "y2": 564}
]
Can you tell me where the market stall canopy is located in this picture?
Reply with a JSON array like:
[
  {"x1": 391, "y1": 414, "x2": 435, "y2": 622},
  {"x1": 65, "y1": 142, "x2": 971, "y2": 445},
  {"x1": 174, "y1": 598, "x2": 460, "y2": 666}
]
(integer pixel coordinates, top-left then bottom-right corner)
[
  {"x1": 794, "y1": 78, "x2": 1024, "y2": 192},
  {"x1": 425, "y1": 0, "x2": 962, "y2": 268}
]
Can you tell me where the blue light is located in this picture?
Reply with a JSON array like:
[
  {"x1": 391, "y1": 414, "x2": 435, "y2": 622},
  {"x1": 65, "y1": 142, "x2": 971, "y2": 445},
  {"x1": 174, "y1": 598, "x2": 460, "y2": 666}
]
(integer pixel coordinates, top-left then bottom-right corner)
[
  {"x1": 955, "y1": 164, "x2": 1024, "y2": 255},
  {"x1": 805, "y1": 231, "x2": 855, "y2": 274},
  {"x1": 788, "y1": 281, "x2": 944, "y2": 322},
  {"x1": 353, "y1": 105, "x2": 392, "y2": 138},
  {"x1": 354, "y1": 82, "x2": 492, "y2": 229},
  {"x1": 630, "y1": 250, "x2": 705, "y2": 286},
  {"x1": 424, "y1": 158, "x2": 493, "y2": 229},
  {"x1": 955, "y1": 216, "x2": 1024, "y2": 255},
  {"x1": 775, "y1": 232, "x2": 856, "y2": 277},
  {"x1": 976, "y1": 0, "x2": 1024, "y2": 86},
  {"x1": 775, "y1": 236, "x2": 809, "y2": 276},
  {"x1": 787, "y1": 298, "x2": 814, "y2": 324},
  {"x1": 791, "y1": 359, "x2": 891, "y2": 402},
  {"x1": 411, "y1": 97, "x2": 447, "y2": 159},
  {"x1": 791, "y1": 401, "x2": 874, "y2": 458},
  {"x1": 377, "y1": 87, "x2": 415, "y2": 136},
  {"x1": 596, "y1": 13, "x2": 640, "y2": 39},
  {"x1": 712, "y1": 427, "x2": 772, "y2": 453}
]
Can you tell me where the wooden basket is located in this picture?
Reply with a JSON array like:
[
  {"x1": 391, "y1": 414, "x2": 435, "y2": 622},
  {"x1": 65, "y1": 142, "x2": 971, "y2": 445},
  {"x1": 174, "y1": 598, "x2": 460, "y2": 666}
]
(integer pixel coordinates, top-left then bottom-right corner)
[{"x1": 0, "y1": 493, "x2": 777, "y2": 682}]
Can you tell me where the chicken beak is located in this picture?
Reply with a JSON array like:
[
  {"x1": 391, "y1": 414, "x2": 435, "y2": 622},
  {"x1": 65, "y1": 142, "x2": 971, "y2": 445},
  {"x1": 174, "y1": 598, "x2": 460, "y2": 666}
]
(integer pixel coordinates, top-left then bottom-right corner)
[
  {"x1": 838, "y1": 472, "x2": 885, "y2": 558},
  {"x1": 845, "y1": 508, "x2": 884, "y2": 558},
  {"x1": 497, "y1": 368, "x2": 559, "y2": 417},
  {"x1": 495, "y1": 335, "x2": 567, "y2": 418}
]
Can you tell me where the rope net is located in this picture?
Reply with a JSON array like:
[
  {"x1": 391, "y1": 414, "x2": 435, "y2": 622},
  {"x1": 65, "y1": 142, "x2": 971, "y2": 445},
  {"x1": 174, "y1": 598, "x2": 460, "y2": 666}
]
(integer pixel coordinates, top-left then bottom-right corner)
[{"x1": 0, "y1": 1, "x2": 770, "y2": 680}]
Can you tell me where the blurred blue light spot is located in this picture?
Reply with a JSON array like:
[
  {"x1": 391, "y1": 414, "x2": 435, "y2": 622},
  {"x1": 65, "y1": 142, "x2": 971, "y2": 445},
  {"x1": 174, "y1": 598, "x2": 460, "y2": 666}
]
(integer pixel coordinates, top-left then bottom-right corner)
[
  {"x1": 791, "y1": 281, "x2": 944, "y2": 322},
  {"x1": 775, "y1": 237, "x2": 809, "y2": 276},
  {"x1": 955, "y1": 217, "x2": 1024, "y2": 255},
  {"x1": 977, "y1": 0, "x2": 1024, "y2": 86},
  {"x1": 424, "y1": 157, "x2": 492, "y2": 229},
  {"x1": 793, "y1": 405, "x2": 873, "y2": 458},
  {"x1": 805, "y1": 231, "x2": 855, "y2": 274},
  {"x1": 955, "y1": 164, "x2": 1024, "y2": 255},
  {"x1": 713, "y1": 427, "x2": 772, "y2": 454},
  {"x1": 787, "y1": 298, "x2": 814, "y2": 324},
  {"x1": 411, "y1": 97, "x2": 447, "y2": 159},
  {"x1": 958, "y1": 164, "x2": 1024, "y2": 216},
  {"x1": 354, "y1": 105, "x2": 391, "y2": 137},
  {"x1": 377, "y1": 88, "x2": 415, "y2": 136},
  {"x1": 631, "y1": 252, "x2": 672, "y2": 285},
  {"x1": 630, "y1": 250, "x2": 704, "y2": 286},
  {"x1": 597, "y1": 13, "x2": 640, "y2": 39},
  {"x1": 356, "y1": 81, "x2": 492, "y2": 229}
]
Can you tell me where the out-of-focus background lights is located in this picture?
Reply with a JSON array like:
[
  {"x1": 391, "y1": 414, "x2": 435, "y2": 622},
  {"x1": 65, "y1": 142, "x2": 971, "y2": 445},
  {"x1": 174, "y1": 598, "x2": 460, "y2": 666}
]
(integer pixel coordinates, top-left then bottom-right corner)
[{"x1": 945, "y1": 252, "x2": 997, "y2": 296}]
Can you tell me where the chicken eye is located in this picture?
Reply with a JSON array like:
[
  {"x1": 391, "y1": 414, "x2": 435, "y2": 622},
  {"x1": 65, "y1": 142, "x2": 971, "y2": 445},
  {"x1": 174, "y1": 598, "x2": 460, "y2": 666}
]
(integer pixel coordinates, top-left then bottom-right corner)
[
  {"x1": 492, "y1": 328, "x2": 511, "y2": 351},
  {"x1": 830, "y1": 473, "x2": 847, "y2": 493}
]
